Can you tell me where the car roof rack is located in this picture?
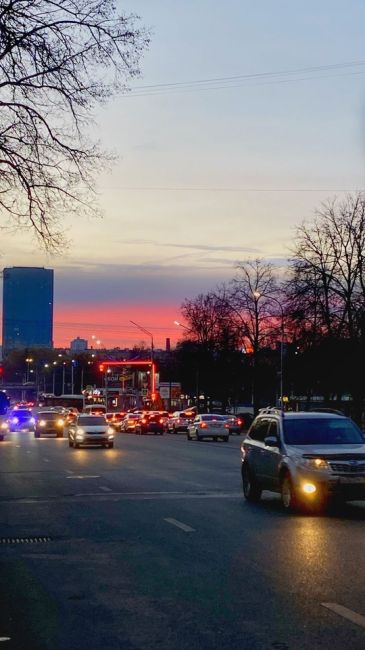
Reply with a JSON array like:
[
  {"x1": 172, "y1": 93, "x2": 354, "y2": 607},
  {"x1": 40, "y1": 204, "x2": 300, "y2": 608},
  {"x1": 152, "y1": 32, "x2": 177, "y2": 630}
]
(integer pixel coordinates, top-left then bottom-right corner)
[{"x1": 258, "y1": 407, "x2": 284, "y2": 417}]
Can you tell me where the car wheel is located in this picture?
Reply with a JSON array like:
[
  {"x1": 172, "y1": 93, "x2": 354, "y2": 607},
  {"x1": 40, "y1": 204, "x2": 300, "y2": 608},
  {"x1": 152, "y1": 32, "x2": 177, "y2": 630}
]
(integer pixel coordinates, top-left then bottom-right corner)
[
  {"x1": 196, "y1": 430, "x2": 201, "y2": 441},
  {"x1": 108, "y1": 442, "x2": 114, "y2": 449},
  {"x1": 34, "y1": 432, "x2": 40, "y2": 438},
  {"x1": 223, "y1": 436, "x2": 229, "y2": 442},
  {"x1": 281, "y1": 474, "x2": 298, "y2": 512},
  {"x1": 242, "y1": 465, "x2": 262, "y2": 502},
  {"x1": 68, "y1": 439, "x2": 73, "y2": 447},
  {"x1": 74, "y1": 441, "x2": 80, "y2": 449}
]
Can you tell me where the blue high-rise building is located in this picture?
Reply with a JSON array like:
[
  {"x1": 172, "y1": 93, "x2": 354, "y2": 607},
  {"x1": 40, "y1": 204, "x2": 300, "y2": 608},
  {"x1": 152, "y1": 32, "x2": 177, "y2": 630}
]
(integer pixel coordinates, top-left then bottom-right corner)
[{"x1": 2, "y1": 267, "x2": 54, "y2": 353}]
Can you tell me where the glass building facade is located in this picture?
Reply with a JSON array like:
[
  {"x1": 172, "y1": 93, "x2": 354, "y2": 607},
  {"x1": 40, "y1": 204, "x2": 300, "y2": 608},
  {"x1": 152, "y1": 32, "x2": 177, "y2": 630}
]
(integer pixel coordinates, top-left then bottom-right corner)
[{"x1": 2, "y1": 267, "x2": 54, "y2": 353}]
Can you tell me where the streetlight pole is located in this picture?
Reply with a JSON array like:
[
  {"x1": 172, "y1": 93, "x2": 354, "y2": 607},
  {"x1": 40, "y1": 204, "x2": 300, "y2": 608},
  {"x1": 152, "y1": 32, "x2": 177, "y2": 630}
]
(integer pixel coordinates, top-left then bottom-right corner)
[
  {"x1": 253, "y1": 291, "x2": 284, "y2": 410},
  {"x1": 130, "y1": 320, "x2": 155, "y2": 404}
]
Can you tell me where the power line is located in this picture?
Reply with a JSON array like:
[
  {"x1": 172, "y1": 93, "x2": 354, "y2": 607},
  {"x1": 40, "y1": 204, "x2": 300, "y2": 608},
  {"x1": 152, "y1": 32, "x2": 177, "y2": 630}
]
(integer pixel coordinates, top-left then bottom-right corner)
[
  {"x1": 126, "y1": 60, "x2": 365, "y2": 97},
  {"x1": 105, "y1": 186, "x2": 363, "y2": 193}
]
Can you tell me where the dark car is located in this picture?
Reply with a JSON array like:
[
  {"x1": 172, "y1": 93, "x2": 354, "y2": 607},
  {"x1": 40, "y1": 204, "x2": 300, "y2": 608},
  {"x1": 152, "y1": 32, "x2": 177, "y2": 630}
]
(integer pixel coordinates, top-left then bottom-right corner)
[
  {"x1": 135, "y1": 413, "x2": 164, "y2": 435},
  {"x1": 34, "y1": 411, "x2": 66, "y2": 438},
  {"x1": 8, "y1": 408, "x2": 35, "y2": 432}
]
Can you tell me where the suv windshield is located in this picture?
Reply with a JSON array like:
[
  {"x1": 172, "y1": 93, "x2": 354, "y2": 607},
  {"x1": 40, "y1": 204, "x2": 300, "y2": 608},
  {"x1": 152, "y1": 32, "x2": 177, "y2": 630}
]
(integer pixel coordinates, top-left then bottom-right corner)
[
  {"x1": 78, "y1": 416, "x2": 106, "y2": 426},
  {"x1": 284, "y1": 417, "x2": 364, "y2": 445}
]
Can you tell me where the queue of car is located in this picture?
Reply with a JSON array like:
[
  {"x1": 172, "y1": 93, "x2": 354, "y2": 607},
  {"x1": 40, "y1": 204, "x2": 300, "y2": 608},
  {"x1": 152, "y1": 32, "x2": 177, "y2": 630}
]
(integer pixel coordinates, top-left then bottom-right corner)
[{"x1": 0, "y1": 405, "x2": 254, "y2": 443}]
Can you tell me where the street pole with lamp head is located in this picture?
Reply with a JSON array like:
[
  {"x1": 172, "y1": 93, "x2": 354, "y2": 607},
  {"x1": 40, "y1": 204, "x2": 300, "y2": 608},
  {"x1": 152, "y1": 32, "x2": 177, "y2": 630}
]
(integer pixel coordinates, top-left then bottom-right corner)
[
  {"x1": 253, "y1": 291, "x2": 284, "y2": 411},
  {"x1": 130, "y1": 320, "x2": 155, "y2": 404}
]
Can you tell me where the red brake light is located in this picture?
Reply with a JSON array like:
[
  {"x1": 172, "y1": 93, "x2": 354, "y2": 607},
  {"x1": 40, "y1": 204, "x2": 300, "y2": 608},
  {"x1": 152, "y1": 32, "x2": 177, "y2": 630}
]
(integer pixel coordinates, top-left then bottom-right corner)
[
  {"x1": 142, "y1": 418, "x2": 146, "y2": 424},
  {"x1": 159, "y1": 418, "x2": 163, "y2": 423},
  {"x1": 200, "y1": 422, "x2": 208, "y2": 429},
  {"x1": 224, "y1": 423, "x2": 230, "y2": 429},
  {"x1": 237, "y1": 419, "x2": 242, "y2": 425}
]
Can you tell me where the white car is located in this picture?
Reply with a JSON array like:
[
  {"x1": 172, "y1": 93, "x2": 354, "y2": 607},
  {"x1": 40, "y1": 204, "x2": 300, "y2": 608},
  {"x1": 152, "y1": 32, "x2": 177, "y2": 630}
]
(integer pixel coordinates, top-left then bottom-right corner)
[
  {"x1": 68, "y1": 415, "x2": 114, "y2": 449},
  {"x1": 187, "y1": 414, "x2": 230, "y2": 442}
]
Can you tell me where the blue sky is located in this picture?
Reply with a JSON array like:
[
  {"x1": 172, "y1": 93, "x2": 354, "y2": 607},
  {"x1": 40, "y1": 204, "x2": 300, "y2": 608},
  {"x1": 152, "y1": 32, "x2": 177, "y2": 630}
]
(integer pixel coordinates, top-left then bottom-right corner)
[{"x1": 1, "y1": 0, "x2": 365, "y2": 347}]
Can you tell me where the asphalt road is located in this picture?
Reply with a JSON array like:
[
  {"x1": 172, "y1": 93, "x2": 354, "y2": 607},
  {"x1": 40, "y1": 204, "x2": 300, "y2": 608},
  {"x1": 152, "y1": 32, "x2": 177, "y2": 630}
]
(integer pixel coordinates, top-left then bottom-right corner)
[{"x1": 1, "y1": 430, "x2": 365, "y2": 650}]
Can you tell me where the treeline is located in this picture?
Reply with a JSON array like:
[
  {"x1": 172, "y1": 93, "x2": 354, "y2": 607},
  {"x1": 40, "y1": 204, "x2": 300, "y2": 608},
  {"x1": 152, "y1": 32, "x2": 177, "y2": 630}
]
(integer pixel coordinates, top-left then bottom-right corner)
[{"x1": 169, "y1": 194, "x2": 365, "y2": 419}]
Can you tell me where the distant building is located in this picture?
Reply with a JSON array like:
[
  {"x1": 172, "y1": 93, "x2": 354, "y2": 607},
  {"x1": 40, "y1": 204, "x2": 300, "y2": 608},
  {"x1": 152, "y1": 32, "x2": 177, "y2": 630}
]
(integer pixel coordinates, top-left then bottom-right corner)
[
  {"x1": 70, "y1": 337, "x2": 88, "y2": 352},
  {"x1": 2, "y1": 267, "x2": 54, "y2": 354}
]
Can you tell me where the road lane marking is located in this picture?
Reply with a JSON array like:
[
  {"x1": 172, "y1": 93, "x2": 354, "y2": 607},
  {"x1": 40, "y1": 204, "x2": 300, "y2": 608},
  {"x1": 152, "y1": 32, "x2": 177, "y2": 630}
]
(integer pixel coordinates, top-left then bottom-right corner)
[
  {"x1": 15, "y1": 445, "x2": 21, "y2": 448},
  {"x1": 0, "y1": 638, "x2": 11, "y2": 642},
  {"x1": 66, "y1": 475, "x2": 100, "y2": 480},
  {"x1": 322, "y1": 603, "x2": 365, "y2": 629},
  {"x1": 0, "y1": 490, "x2": 242, "y2": 504},
  {"x1": 99, "y1": 486, "x2": 112, "y2": 492},
  {"x1": 43, "y1": 458, "x2": 50, "y2": 463},
  {"x1": 26, "y1": 451, "x2": 31, "y2": 454},
  {"x1": 164, "y1": 518, "x2": 195, "y2": 532},
  {"x1": 65, "y1": 470, "x2": 73, "y2": 474}
]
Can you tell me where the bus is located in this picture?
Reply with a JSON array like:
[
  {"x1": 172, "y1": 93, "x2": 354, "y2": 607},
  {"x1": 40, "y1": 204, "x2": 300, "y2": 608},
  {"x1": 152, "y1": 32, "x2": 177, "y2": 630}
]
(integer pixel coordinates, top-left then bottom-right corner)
[{"x1": 38, "y1": 394, "x2": 85, "y2": 412}]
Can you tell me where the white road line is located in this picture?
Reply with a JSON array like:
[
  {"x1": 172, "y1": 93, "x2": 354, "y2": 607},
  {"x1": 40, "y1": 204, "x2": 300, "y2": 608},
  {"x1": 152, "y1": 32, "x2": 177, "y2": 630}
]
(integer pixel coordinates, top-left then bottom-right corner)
[
  {"x1": 0, "y1": 638, "x2": 11, "y2": 642},
  {"x1": 66, "y1": 475, "x2": 100, "y2": 480},
  {"x1": 65, "y1": 470, "x2": 73, "y2": 474},
  {"x1": 15, "y1": 445, "x2": 21, "y2": 448},
  {"x1": 164, "y1": 517, "x2": 195, "y2": 533},
  {"x1": 43, "y1": 458, "x2": 50, "y2": 463},
  {"x1": 322, "y1": 603, "x2": 365, "y2": 630},
  {"x1": 99, "y1": 486, "x2": 112, "y2": 492},
  {"x1": 26, "y1": 451, "x2": 31, "y2": 454}
]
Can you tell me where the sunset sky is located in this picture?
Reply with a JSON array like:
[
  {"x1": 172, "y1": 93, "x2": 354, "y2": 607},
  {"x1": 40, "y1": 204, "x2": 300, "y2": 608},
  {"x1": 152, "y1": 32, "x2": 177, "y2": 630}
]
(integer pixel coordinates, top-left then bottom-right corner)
[{"x1": 1, "y1": 0, "x2": 365, "y2": 348}]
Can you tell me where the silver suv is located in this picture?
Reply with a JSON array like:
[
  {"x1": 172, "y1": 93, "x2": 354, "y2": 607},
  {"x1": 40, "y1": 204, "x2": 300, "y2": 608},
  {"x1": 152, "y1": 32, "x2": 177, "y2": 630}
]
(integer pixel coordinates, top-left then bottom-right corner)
[{"x1": 241, "y1": 409, "x2": 365, "y2": 511}]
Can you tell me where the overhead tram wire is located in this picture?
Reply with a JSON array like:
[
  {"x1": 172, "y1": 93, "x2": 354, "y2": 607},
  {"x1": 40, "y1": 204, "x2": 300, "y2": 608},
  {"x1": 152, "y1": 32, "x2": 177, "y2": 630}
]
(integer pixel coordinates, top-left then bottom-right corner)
[{"x1": 125, "y1": 60, "x2": 365, "y2": 97}]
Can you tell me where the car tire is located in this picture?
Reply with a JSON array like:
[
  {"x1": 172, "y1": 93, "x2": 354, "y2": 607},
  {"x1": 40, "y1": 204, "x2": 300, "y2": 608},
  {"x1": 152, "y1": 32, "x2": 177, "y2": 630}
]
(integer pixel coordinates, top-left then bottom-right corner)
[
  {"x1": 281, "y1": 473, "x2": 298, "y2": 512},
  {"x1": 74, "y1": 441, "x2": 80, "y2": 449},
  {"x1": 68, "y1": 439, "x2": 73, "y2": 447},
  {"x1": 242, "y1": 465, "x2": 262, "y2": 502},
  {"x1": 223, "y1": 436, "x2": 229, "y2": 442},
  {"x1": 108, "y1": 442, "x2": 114, "y2": 449},
  {"x1": 196, "y1": 431, "x2": 201, "y2": 441},
  {"x1": 34, "y1": 432, "x2": 40, "y2": 438}
]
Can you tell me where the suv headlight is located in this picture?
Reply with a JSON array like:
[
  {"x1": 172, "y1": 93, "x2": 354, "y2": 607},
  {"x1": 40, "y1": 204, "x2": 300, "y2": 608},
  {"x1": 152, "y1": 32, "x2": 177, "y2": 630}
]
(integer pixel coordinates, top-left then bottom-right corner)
[
  {"x1": 38, "y1": 420, "x2": 46, "y2": 427},
  {"x1": 57, "y1": 418, "x2": 65, "y2": 426},
  {"x1": 76, "y1": 428, "x2": 85, "y2": 436},
  {"x1": 301, "y1": 458, "x2": 330, "y2": 470}
]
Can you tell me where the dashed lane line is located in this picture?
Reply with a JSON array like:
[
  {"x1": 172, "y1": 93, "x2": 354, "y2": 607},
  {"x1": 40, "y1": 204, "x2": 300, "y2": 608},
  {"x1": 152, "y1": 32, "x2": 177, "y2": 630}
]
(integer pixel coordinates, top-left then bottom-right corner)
[
  {"x1": 43, "y1": 458, "x2": 50, "y2": 463},
  {"x1": 66, "y1": 475, "x2": 100, "y2": 480},
  {"x1": 322, "y1": 603, "x2": 365, "y2": 630},
  {"x1": 164, "y1": 517, "x2": 195, "y2": 532},
  {"x1": 99, "y1": 486, "x2": 112, "y2": 492}
]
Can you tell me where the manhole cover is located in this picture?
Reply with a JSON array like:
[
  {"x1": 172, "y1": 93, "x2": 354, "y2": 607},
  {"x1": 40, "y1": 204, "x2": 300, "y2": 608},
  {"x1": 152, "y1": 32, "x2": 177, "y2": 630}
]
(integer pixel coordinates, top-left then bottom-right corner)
[{"x1": 0, "y1": 536, "x2": 52, "y2": 545}]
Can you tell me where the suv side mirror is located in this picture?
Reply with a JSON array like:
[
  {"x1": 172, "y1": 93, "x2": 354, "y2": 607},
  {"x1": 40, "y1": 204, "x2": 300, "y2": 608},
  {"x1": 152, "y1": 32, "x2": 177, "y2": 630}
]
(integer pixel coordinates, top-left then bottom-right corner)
[{"x1": 264, "y1": 436, "x2": 279, "y2": 448}]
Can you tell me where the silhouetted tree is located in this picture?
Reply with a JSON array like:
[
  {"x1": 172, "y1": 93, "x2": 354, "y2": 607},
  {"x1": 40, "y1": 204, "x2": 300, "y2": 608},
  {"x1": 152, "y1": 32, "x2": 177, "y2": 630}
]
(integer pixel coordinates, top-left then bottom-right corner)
[{"x1": 0, "y1": 0, "x2": 149, "y2": 248}]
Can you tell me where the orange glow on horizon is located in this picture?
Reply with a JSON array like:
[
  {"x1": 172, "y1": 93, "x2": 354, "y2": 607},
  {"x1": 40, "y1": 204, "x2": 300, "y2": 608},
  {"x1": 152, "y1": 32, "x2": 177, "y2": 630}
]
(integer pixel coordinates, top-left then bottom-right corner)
[{"x1": 53, "y1": 302, "x2": 184, "y2": 349}]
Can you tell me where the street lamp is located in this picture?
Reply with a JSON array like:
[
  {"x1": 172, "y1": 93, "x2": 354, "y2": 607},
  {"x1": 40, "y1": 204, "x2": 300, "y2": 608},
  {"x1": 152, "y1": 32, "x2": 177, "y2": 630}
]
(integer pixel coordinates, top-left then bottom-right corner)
[
  {"x1": 25, "y1": 357, "x2": 33, "y2": 383},
  {"x1": 253, "y1": 291, "x2": 285, "y2": 410},
  {"x1": 130, "y1": 320, "x2": 155, "y2": 403}
]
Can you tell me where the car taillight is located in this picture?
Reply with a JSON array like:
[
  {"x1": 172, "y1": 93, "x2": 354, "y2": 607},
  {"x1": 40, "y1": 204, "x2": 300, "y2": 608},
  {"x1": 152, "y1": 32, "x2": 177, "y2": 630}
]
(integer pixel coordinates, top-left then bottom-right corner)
[
  {"x1": 200, "y1": 422, "x2": 208, "y2": 429},
  {"x1": 224, "y1": 423, "x2": 230, "y2": 429},
  {"x1": 237, "y1": 419, "x2": 242, "y2": 425},
  {"x1": 177, "y1": 418, "x2": 180, "y2": 424},
  {"x1": 141, "y1": 419, "x2": 147, "y2": 424},
  {"x1": 159, "y1": 418, "x2": 163, "y2": 423}
]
